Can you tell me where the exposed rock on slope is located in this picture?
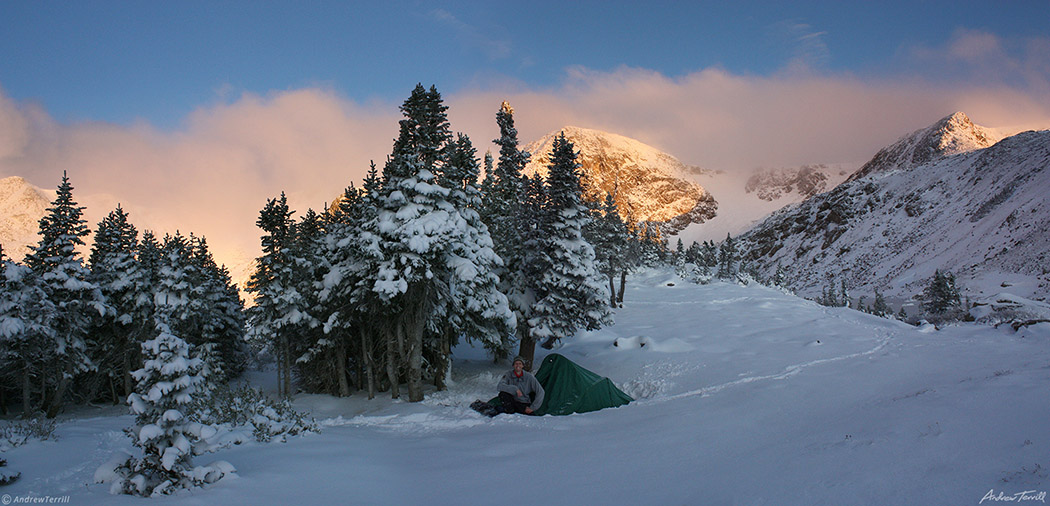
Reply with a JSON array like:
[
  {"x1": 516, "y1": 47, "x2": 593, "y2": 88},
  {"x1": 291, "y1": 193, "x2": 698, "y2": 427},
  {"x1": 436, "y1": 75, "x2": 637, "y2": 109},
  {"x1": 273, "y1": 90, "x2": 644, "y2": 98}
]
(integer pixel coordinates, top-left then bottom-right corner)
[
  {"x1": 745, "y1": 164, "x2": 834, "y2": 201},
  {"x1": 523, "y1": 126, "x2": 716, "y2": 235}
]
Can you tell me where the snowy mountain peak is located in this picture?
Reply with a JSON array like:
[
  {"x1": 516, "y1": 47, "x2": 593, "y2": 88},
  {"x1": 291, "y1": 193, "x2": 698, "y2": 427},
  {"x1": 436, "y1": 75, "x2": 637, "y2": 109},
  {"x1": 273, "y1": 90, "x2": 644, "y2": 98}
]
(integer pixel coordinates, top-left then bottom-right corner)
[
  {"x1": 0, "y1": 176, "x2": 53, "y2": 262},
  {"x1": 523, "y1": 126, "x2": 716, "y2": 234},
  {"x1": 846, "y1": 111, "x2": 1001, "y2": 182}
]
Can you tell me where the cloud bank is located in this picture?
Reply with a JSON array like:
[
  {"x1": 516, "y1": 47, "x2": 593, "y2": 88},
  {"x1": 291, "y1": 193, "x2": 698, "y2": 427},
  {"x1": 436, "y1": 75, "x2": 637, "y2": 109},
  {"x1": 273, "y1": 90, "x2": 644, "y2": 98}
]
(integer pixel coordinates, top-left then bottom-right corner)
[{"x1": 2, "y1": 30, "x2": 1048, "y2": 279}]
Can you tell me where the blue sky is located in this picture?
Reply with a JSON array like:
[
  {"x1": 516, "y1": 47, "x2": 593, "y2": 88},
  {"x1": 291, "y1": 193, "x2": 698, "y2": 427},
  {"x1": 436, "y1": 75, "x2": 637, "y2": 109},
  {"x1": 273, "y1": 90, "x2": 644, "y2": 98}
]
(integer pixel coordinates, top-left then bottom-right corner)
[
  {"x1": 3, "y1": 1, "x2": 1047, "y2": 127},
  {"x1": 1, "y1": 1, "x2": 1049, "y2": 267}
]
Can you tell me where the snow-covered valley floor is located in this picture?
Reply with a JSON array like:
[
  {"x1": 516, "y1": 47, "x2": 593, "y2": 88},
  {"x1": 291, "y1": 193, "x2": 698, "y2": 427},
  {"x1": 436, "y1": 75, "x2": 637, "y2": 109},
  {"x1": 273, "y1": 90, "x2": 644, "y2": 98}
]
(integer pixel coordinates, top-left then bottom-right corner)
[{"x1": 5, "y1": 268, "x2": 1050, "y2": 505}]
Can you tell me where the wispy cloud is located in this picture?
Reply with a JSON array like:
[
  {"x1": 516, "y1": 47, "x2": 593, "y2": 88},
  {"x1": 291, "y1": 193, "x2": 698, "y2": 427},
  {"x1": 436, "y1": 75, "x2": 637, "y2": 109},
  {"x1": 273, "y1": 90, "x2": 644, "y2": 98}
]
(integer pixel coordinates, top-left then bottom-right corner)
[
  {"x1": 905, "y1": 28, "x2": 1050, "y2": 96},
  {"x1": 429, "y1": 9, "x2": 511, "y2": 61},
  {"x1": 772, "y1": 20, "x2": 832, "y2": 72}
]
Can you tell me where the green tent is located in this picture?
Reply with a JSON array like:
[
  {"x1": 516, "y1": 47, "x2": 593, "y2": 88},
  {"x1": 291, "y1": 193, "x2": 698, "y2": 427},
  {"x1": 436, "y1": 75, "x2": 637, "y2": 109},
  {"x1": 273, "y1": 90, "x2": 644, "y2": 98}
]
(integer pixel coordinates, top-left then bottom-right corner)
[{"x1": 494, "y1": 353, "x2": 633, "y2": 416}]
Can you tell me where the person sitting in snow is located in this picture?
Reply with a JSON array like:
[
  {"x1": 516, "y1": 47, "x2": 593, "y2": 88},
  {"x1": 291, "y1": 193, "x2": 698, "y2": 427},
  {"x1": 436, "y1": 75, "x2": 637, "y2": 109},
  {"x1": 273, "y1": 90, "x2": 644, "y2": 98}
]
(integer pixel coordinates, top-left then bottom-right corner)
[{"x1": 497, "y1": 357, "x2": 545, "y2": 415}]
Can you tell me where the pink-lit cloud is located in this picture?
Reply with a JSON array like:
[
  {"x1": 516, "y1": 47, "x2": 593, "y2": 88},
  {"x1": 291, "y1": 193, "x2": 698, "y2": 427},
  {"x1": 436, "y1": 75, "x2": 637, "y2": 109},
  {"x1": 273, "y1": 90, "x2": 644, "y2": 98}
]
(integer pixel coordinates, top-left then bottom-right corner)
[{"x1": 2, "y1": 34, "x2": 1049, "y2": 279}]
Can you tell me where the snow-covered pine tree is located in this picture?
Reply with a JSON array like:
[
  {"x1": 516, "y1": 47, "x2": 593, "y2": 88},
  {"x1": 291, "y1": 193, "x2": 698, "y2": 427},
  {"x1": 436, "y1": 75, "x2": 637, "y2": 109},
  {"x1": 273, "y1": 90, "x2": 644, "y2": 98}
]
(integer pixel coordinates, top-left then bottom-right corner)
[
  {"x1": 871, "y1": 289, "x2": 890, "y2": 317},
  {"x1": 0, "y1": 254, "x2": 56, "y2": 415},
  {"x1": 674, "y1": 238, "x2": 685, "y2": 266},
  {"x1": 716, "y1": 233, "x2": 739, "y2": 281},
  {"x1": 921, "y1": 269, "x2": 963, "y2": 321},
  {"x1": 187, "y1": 236, "x2": 247, "y2": 383},
  {"x1": 291, "y1": 206, "x2": 347, "y2": 397},
  {"x1": 123, "y1": 231, "x2": 163, "y2": 390},
  {"x1": 335, "y1": 163, "x2": 387, "y2": 399},
  {"x1": 24, "y1": 172, "x2": 107, "y2": 417},
  {"x1": 114, "y1": 320, "x2": 220, "y2": 496},
  {"x1": 373, "y1": 84, "x2": 463, "y2": 402},
  {"x1": 87, "y1": 205, "x2": 140, "y2": 403},
  {"x1": 529, "y1": 133, "x2": 612, "y2": 350},
  {"x1": 433, "y1": 133, "x2": 514, "y2": 386},
  {"x1": 480, "y1": 101, "x2": 541, "y2": 367},
  {"x1": 589, "y1": 191, "x2": 632, "y2": 307},
  {"x1": 685, "y1": 241, "x2": 701, "y2": 265},
  {"x1": 247, "y1": 193, "x2": 298, "y2": 398}
]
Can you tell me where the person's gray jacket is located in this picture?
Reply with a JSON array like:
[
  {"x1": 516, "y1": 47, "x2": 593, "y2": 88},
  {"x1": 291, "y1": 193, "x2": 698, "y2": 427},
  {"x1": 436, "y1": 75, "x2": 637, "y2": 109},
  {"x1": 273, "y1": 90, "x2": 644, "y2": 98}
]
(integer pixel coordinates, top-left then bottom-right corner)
[{"x1": 498, "y1": 370, "x2": 545, "y2": 411}]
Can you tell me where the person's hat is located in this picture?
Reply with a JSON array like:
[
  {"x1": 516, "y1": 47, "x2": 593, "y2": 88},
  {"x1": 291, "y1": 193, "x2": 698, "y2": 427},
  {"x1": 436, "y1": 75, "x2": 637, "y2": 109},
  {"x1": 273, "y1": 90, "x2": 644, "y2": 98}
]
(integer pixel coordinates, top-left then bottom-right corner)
[{"x1": 512, "y1": 356, "x2": 525, "y2": 365}]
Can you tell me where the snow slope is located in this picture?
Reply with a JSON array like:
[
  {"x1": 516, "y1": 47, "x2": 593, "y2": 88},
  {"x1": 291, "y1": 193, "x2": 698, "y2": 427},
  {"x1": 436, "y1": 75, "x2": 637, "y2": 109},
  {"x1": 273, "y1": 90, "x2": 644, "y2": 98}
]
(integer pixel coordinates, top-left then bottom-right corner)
[
  {"x1": 4, "y1": 268, "x2": 1049, "y2": 504},
  {"x1": 741, "y1": 116, "x2": 1050, "y2": 302}
]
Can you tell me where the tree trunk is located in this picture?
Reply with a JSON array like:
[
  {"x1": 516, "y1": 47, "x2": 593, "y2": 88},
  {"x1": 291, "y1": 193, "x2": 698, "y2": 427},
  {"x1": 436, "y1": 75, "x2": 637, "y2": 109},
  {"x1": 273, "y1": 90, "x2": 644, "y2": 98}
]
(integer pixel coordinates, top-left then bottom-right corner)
[
  {"x1": 617, "y1": 270, "x2": 627, "y2": 303},
  {"x1": 608, "y1": 273, "x2": 617, "y2": 307},
  {"x1": 45, "y1": 376, "x2": 69, "y2": 419},
  {"x1": 123, "y1": 347, "x2": 134, "y2": 399},
  {"x1": 405, "y1": 314, "x2": 424, "y2": 403},
  {"x1": 281, "y1": 334, "x2": 293, "y2": 399},
  {"x1": 363, "y1": 327, "x2": 376, "y2": 400},
  {"x1": 335, "y1": 338, "x2": 350, "y2": 397},
  {"x1": 517, "y1": 327, "x2": 537, "y2": 372},
  {"x1": 385, "y1": 326, "x2": 399, "y2": 399},
  {"x1": 434, "y1": 332, "x2": 451, "y2": 391},
  {"x1": 22, "y1": 365, "x2": 32, "y2": 416}
]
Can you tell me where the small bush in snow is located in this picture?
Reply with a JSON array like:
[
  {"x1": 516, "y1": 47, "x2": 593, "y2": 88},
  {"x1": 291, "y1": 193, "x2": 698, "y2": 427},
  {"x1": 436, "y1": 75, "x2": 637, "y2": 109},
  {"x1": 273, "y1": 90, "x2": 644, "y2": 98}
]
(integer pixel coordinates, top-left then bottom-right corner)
[
  {"x1": 0, "y1": 417, "x2": 58, "y2": 451},
  {"x1": 0, "y1": 458, "x2": 19, "y2": 485},
  {"x1": 192, "y1": 384, "x2": 317, "y2": 443}
]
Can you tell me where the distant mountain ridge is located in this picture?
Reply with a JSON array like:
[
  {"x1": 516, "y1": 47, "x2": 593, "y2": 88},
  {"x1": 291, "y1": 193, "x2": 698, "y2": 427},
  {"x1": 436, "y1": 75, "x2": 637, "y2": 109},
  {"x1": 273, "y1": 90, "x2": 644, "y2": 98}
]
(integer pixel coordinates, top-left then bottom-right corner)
[
  {"x1": 740, "y1": 112, "x2": 1049, "y2": 302},
  {"x1": 523, "y1": 126, "x2": 717, "y2": 234},
  {"x1": 745, "y1": 164, "x2": 834, "y2": 202}
]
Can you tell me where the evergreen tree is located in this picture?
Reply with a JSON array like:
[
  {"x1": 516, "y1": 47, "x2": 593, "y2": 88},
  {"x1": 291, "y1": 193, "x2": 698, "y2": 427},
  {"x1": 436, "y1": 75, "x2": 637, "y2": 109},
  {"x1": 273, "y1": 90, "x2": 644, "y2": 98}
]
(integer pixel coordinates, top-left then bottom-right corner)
[
  {"x1": 674, "y1": 238, "x2": 685, "y2": 266},
  {"x1": 921, "y1": 269, "x2": 963, "y2": 321},
  {"x1": 115, "y1": 322, "x2": 219, "y2": 496},
  {"x1": 529, "y1": 133, "x2": 612, "y2": 349},
  {"x1": 0, "y1": 255, "x2": 56, "y2": 415},
  {"x1": 716, "y1": 233, "x2": 738, "y2": 281},
  {"x1": 589, "y1": 191, "x2": 632, "y2": 307},
  {"x1": 187, "y1": 236, "x2": 247, "y2": 382},
  {"x1": 638, "y1": 223, "x2": 662, "y2": 267},
  {"x1": 480, "y1": 101, "x2": 538, "y2": 367},
  {"x1": 247, "y1": 193, "x2": 298, "y2": 398},
  {"x1": 434, "y1": 134, "x2": 514, "y2": 383},
  {"x1": 87, "y1": 206, "x2": 140, "y2": 403},
  {"x1": 772, "y1": 263, "x2": 788, "y2": 289},
  {"x1": 24, "y1": 172, "x2": 107, "y2": 417},
  {"x1": 871, "y1": 289, "x2": 890, "y2": 317},
  {"x1": 372, "y1": 84, "x2": 463, "y2": 401}
]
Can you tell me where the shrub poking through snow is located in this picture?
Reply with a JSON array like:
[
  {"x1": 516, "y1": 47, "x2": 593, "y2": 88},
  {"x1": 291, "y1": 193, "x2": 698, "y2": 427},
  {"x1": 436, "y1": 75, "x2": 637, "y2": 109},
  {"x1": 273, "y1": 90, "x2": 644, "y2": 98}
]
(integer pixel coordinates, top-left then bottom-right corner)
[
  {"x1": 192, "y1": 384, "x2": 317, "y2": 443},
  {"x1": 0, "y1": 417, "x2": 57, "y2": 451},
  {"x1": 103, "y1": 323, "x2": 233, "y2": 496},
  {"x1": 0, "y1": 458, "x2": 19, "y2": 486}
]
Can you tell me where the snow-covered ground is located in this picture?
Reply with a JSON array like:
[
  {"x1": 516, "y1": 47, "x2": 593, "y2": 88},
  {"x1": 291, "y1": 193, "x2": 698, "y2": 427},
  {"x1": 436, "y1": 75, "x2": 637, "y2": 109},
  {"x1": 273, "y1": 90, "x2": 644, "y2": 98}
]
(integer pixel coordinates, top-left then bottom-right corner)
[{"x1": 4, "y1": 268, "x2": 1050, "y2": 505}]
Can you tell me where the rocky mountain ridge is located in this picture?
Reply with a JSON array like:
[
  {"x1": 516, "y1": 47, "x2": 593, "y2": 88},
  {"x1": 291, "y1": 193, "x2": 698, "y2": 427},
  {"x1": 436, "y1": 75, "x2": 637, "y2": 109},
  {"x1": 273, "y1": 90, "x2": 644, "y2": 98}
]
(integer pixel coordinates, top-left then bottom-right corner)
[
  {"x1": 740, "y1": 113, "x2": 1049, "y2": 302},
  {"x1": 523, "y1": 126, "x2": 717, "y2": 235}
]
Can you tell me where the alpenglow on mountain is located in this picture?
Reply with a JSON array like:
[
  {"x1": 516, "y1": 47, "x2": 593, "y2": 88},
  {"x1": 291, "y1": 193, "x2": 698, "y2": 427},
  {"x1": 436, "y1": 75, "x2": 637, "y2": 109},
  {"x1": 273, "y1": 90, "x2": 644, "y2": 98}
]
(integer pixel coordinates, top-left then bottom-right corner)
[
  {"x1": 0, "y1": 176, "x2": 54, "y2": 262},
  {"x1": 740, "y1": 112, "x2": 1049, "y2": 301},
  {"x1": 523, "y1": 126, "x2": 717, "y2": 235}
]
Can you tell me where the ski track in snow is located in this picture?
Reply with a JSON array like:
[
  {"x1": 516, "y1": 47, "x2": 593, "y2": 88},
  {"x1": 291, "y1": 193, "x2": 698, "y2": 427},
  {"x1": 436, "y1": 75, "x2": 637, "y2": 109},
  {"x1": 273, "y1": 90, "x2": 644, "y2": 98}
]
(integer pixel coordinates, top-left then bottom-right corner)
[
  {"x1": 651, "y1": 330, "x2": 893, "y2": 404},
  {"x1": 638, "y1": 308, "x2": 899, "y2": 405}
]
